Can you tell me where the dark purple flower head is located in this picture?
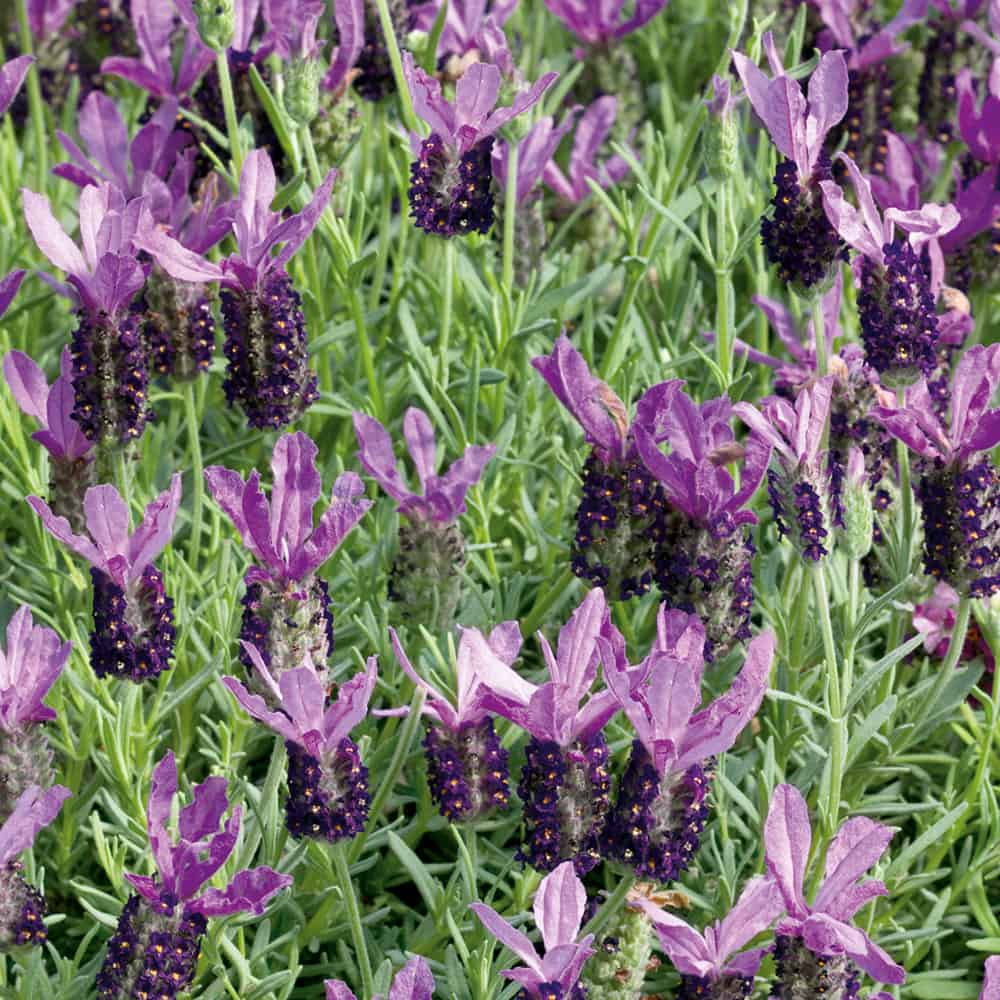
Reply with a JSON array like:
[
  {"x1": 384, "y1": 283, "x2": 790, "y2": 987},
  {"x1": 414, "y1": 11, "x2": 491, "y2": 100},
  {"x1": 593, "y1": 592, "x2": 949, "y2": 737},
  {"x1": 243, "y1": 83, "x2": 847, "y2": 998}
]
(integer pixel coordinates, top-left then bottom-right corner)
[
  {"x1": 3, "y1": 347, "x2": 94, "y2": 462},
  {"x1": 470, "y1": 861, "x2": 596, "y2": 998},
  {"x1": 0, "y1": 785, "x2": 71, "y2": 868},
  {"x1": 543, "y1": 97, "x2": 631, "y2": 204},
  {"x1": 0, "y1": 271, "x2": 25, "y2": 320},
  {"x1": 0, "y1": 605, "x2": 71, "y2": 731},
  {"x1": 22, "y1": 183, "x2": 147, "y2": 317},
  {"x1": 388, "y1": 621, "x2": 523, "y2": 732},
  {"x1": 0, "y1": 57, "x2": 33, "y2": 117},
  {"x1": 633, "y1": 876, "x2": 783, "y2": 983},
  {"x1": 326, "y1": 957, "x2": 435, "y2": 1000},
  {"x1": 601, "y1": 609, "x2": 775, "y2": 780},
  {"x1": 126, "y1": 750, "x2": 291, "y2": 916},
  {"x1": 543, "y1": 0, "x2": 668, "y2": 45},
  {"x1": 764, "y1": 783, "x2": 905, "y2": 987},
  {"x1": 494, "y1": 109, "x2": 581, "y2": 205},
  {"x1": 206, "y1": 432, "x2": 372, "y2": 586},
  {"x1": 353, "y1": 407, "x2": 495, "y2": 525},
  {"x1": 28, "y1": 476, "x2": 182, "y2": 589}
]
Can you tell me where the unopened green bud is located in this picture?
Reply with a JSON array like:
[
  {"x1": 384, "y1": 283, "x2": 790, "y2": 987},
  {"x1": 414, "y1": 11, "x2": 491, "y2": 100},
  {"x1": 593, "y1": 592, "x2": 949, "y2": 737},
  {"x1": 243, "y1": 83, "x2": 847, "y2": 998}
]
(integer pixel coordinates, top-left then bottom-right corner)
[
  {"x1": 704, "y1": 75, "x2": 737, "y2": 181},
  {"x1": 840, "y1": 447, "x2": 873, "y2": 560},
  {"x1": 579, "y1": 904, "x2": 653, "y2": 999},
  {"x1": 193, "y1": 0, "x2": 234, "y2": 51},
  {"x1": 284, "y1": 58, "x2": 324, "y2": 127}
]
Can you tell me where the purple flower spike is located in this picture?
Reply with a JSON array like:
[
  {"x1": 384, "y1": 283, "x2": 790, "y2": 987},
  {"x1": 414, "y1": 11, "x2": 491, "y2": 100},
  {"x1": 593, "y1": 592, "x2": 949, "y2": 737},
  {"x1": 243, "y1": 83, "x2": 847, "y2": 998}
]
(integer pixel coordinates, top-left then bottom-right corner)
[
  {"x1": 480, "y1": 589, "x2": 621, "y2": 873},
  {"x1": 875, "y1": 344, "x2": 1000, "y2": 596},
  {"x1": 404, "y1": 52, "x2": 557, "y2": 237},
  {"x1": 29, "y1": 476, "x2": 182, "y2": 683},
  {"x1": 206, "y1": 432, "x2": 371, "y2": 695},
  {"x1": 543, "y1": 97, "x2": 632, "y2": 204},
  {"x1": 471, "y1": 860, "x2": 596, "y2": 999},
  {"x1": 0, "y1": 606, "x2": 71, "y2": 824},
  {"x1": 387, "y1": 622, "x2": 522, "y2": 821},
  {"x1": 95, "y1": 751, "x2": 290, "y2": 999},
  {"x1": 634, "y1": 876, "x2": 783, "y2": 996},
  {"x1": 0, "y1": 784, "x2": 71, "y2": 952},
  {"x1": 601, "y1": 610, "x2": 775, "y2": 883},
  {"x1": 22, "y1": 184, "x2": 152, "y2": 444},
  {"x1": 354, "y1": 407, "x2": 495, "y2": 630},
  {"x1": 0, "y1": 57, "x2": 33, "y2": 118},
  {"x1": 223, "y1": 655, "x2": 377, "y2": 842},
  {"x1": 732, "y1": 32, "x2": 849, "y2": 293},
  {"x1": 764, "y1": 784, "x2": 905, "y2": 994},
  {"x1": 4, "y1": 347, "x2": 96, "y2": 531},
  {"x1": 326, "y1": 955, "x2": 435, "y2": 1000},
  {"x1": 543, "y1": 0, "x2": 668, "y2": 44}
]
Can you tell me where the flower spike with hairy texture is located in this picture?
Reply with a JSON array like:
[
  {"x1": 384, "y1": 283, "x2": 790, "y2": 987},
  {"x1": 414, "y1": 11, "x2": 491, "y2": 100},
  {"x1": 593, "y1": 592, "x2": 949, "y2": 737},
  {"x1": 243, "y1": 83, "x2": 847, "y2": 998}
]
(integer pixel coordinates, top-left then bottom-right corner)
[
  {"x1": 95, "y1": 751, "x2": 290, "y2": 998},
  {"x1": 207, "y1": 432, "x2": 371, "y2": 697},
  {"x1": 0, "y1": 57, "x2": 33, "y2": 117},
  {"x1": 0, "y1": 785, "x2": 71, "y2": 953},
  {"x1": 0, "y1": 607, "x2": 71, "y2": 825},
  {"x1": 386, "y1": 622, "x2": 521, "y2": 822},
  {"x1": 354, "y1": 406, "x2": 495, "y2": 629},
  {"x1": 223, "y1": 655, "x2": 377, "y2": 842},
  {"x1": 326, "y1": 955, "x2": 435, "y2": 1000},
  {"x1": 29, "y1": 476, "x2": 181, "y2": 683},
  {"x1": 601, "y1": 610, "x2": 775, "y2": 882},
  {"x1": 470, "y1": 861, "x2": 596, "y2": 999},
  {"x1": 764, "y1": 784, "x2": 905, "y2": 994},
  {"x1": 634, "y1": 876, "x2": 784, "y2": 996},
  {"x1": 480, "y1": 588, "x2": 621, "y2": 873},
  {"x1": 404, "y1": 52, "x2": 557, "y2": 237}
]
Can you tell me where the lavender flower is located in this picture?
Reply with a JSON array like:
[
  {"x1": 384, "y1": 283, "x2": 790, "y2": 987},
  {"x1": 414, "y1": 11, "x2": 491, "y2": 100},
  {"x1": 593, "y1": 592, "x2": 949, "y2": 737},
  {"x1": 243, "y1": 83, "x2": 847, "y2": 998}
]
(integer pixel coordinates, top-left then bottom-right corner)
[
  {"x1": 732, "y1": 33, "x2": 849, "y2": 294},
  {"x1": 0, "y1": 606, "x2": 71, "y2": 824},
  {"x1": 543, "y1": 0, "x2": 668, "y2": 45},
  {"x1": 0, "y1": 57, "x2": 33, "y2": 117},
  {"x1": 411, "y1": 0, "x2": 517, "y2": 62},
  {"x1": 470, "y1": 860, "x2": 596, "y2": 1000},
  {"x1": 820, "y1": 153, "x2": 959, "y2": 386},
  {"x1": 22, "y1": 184, "x2": 152, "y2": 444},
  {"x1": 874, "y1": 344, "x2": 1000, "y2": 596},
  {"x1": 0, "y1": 271, "x2": 25, "y2": 320},
  {"x1": 982, "y1": 956, "x2": 1000, "y2": 999},
  {"x1": 480, "y1": 588, "x2": 620, "y2": 874},
  {"x1": 735, "y1": 379, "x2": 836, "y2": 561},
  {"x1": 137, "y1": 149, "x2": 336, "y2": 428},
  {"x1": 4, "y1": 347, "x2": 97, "y2": 530},
  {"x1": 601, "y1": 610, "x2": 775, "y2": 882},
  {"x1": 353, "y1": 407, "x2": 495, "y2": 629},
  {"x1": 387, "y1": 622, "x2": 521, "y2": 822},
  {"x1": 0, "y1": 785, "x2": 71, "y2": 952},
  {"x1": 223, "y1": 655, "x2": 377, "y2": 841},
  {"x1": 28, "y1": 476, "x2": 181, "y2": 682},
  {"x1": 206, "y1": 432, "x2": 371, "y2": 697},
  {"x1": 326, "y1": 956, "x2": 435, "y2": 1000},
  {"x1": 263, "y1": 0, "x2": 326, "y2": 124},
  {"x1": 95, "y1": 751, "x2": 291, "y2": 998},
  {"x1": 633, "y1": 877, "x2": 783, "y2": 999},
  {"x1": 404, "y1": 52, "x2": 557, "y2": 237},
  {"x1": 764, "y1": 784, "x2": 905, "y2": 996}
]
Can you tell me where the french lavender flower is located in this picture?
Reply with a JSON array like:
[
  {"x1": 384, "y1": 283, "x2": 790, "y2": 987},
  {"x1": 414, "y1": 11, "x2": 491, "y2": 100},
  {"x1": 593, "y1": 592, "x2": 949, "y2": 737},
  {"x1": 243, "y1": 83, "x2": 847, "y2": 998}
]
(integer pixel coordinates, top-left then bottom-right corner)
[
  {"x1": 820, "y1": 153, "x2": 959, "y2": 387},
  {"x1": 263, "y1": 0, "x2": 326, "y2": 125},
  {"x1": 543, "y1": 0, "x2": 668, "y2": 45},
  {"x1": 0, "y1": 56, "x2": 33, "y2": 117},
  {"x1": 95, "y1": 751, "x2": 292, "y2": 998},
  {"x1": 28, "y1": 476, "x2": 181, "y2": 682},
  {"x1": 0, "y1": 606, "x2": 71, "y2": 824},
  {"x1": 223, "y1": 654, "x2": 377, "y2": 841},
  {"x1": 874, "y1": 344, "x2": 1000, "y2": 597},
  {"x1": 480, "y1": 588, "x2": 620, "y2": 874},
  {"x1": 633, "y1": 876, "x2": 784, "y2": 1000},
  {"x1": 326, "y1": 956, "x2": 435, "y2": 1000},
  {"x1": 206, "y1": 432, "x2": 371, "y2": 698},
  {"x1": 403, "y1": 52, "x2": 557, "y2": 237},
  {"x1": 601, "y1": 610, "x2": 775, "y2": 883},
  {"x1": 763, "y1": 784, "x2": 906, "y2": 998},
  {"x1": 353, "y1": 407, "x2": 495, "y2": 630},
  {"x1": 411, "y1": 0, "x2": 517, "y2": 66},
  {"x1": 387, "y1": 622, "x2": 521, "y2": 822},
  {"x1": 22, "y1": 184, "x2": 153, "y2": 445},
  {"x1": 471, "y1": 860, "x2": 596, "y2": 1000},
  {"x1": 981, "y1": 956, "x2": 999, "y2": 999},
  {"x1": 137, "y1": 149, "x2": 335, "y2": 429},
  {"x1": 735, "y1": 378, "x2": 837, "y2": 562},
  {"x1": 4, "y1": 347, "x2": 97, "y2": 531},
  {"x1": 732, "y1": 33, "x2": 849, "y2": 295},
  {"x1": 0, "y1": 785, "x2": 71, "y2": 953},
  {"x1": 0, "y1": 271, "x2": 25, "y2": 320}
]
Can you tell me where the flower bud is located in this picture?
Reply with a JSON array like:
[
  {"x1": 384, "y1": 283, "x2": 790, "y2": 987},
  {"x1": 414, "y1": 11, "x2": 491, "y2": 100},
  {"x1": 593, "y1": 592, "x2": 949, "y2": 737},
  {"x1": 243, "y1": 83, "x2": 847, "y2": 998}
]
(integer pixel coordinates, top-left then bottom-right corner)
[
  {"x1": 284, "y1": 57, "x2": 323, "y2": 126},
  {"x1": 840, "y1": 447, "x2": 874, "y2": 560},
  {"x1": 193, "y1": 0, "x2": 235, "y2": 51}
]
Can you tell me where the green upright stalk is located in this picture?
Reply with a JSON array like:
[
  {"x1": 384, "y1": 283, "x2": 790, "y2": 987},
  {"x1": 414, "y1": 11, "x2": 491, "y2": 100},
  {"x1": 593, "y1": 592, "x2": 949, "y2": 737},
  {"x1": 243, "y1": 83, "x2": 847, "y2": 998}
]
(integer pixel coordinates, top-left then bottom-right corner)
[
  {"x1": 372, "y1": 0, "x2": 419, "y2": 134},
  {"x1": 332, "y1": 843, "x2": 374, "y2": 996},
  {"x1": 439, "y1": 239, "x2": 456, "y2": 383},
  {"x1": 16, "y1": 1, "x2": 47, "y2": 192},
  {"x1": 183, "y1": 380, "x2": 204, "y2": 571},
  {"x1": 813, "y1": 563, "x2": 845, "y2": 835},
  {"x1": 919, "y1": 596, "x2": 972, "y2": 721},
  {"x1": 502, "y1": 143, "x2": 519, "y2": 292},
  {"x1": 714, "y1": 183, "x2": 732, "y2": 386},
  {"x1": 812, "y1": 295, "x2": 827, "y2": 377},
  {"x1": 216, "y1": 50, "x2": 244, "y2": 177}
]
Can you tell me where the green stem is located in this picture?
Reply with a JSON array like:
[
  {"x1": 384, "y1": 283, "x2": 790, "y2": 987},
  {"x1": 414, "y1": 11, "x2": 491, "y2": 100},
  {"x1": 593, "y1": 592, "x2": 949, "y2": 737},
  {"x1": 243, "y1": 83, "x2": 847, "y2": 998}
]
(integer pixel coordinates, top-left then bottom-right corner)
[
  {"x1": 114, "y1": 447, "x2": 133, "y2": 515},
  {"x1": 371, "y1": 0, "x2": 419, "y2": 134},
  {"x1": 918, "y1": 596, "x2": 972, "y2": 723},
  {"x1": 813, "y1": 563, "x2": 845, "y2": 835},
  {"x1": 714, "y1": 182, "x2": 732, "y2": 386},
  {"x1": 301, "y1": 126, "x2": 323, "y2": 187},
  {"x1": 332, "y1": 843, "x2": 374, "y2": 996},
  {"x1": 502, "y1": 142, "x2": 519, "y2": 291},
  {"x1": 183, "y1": 380, "x2": 204, "y2": 571},
  {"x1": 844, "y1": 557, "x2": 861, "y2": 694},
  {"x1": 522, "y1": 568, "x2": 575, "y2": 635},
  {"x1": 439, "y1": 239, "x2": 455, "y2": 384},
  {"x1": 812, "y1": 295, "x2": 827, "y2": 377},
  {"x1": 349, "y1": 287, "x2": 384, "y2": 420},
  {"x1": 580, "y1": 874, "x2": 636, "y2": 941},
  {"x1": 16, "y1": 1, "x2": 47, "y2": 193},
  {"x1": 216, "y1": 50, "x2": 243, "y2": 177}
]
